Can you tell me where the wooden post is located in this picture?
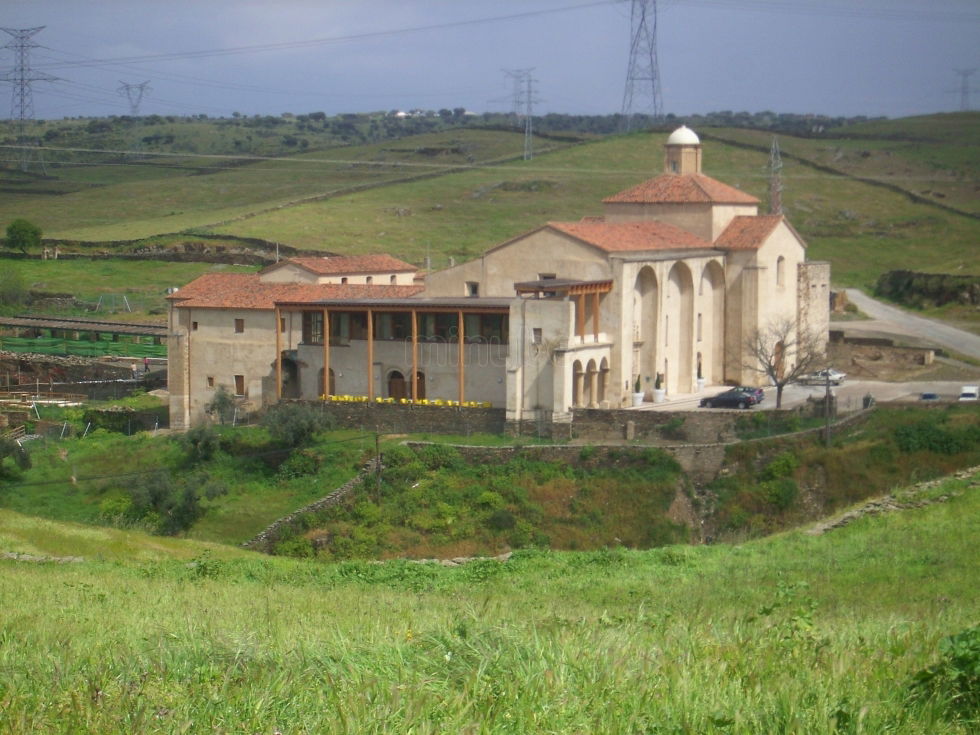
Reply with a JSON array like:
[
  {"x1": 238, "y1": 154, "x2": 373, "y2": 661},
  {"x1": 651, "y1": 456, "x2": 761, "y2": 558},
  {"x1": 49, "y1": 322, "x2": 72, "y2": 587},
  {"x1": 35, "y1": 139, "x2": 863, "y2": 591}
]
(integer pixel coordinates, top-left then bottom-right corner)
[
  {"x1": 274, "y1": 306, "x2": 283, "y2": 400},
  {"x1": 366, "y1": 308, "x2": 374, "y2": 400},
  {"x1": 592, "y1": 291, "x2": 600, "y2": 342},
  {"x1": 322, "y1": 308, "x2": 330, "y2": 397},
  {"x1": 411, "y1": 309, "x2": 419, "y2": 400},
  {"x1": 457, "y1": 309, "x2": 465, "y2": 405},
  {"x1": 576, "y1": 294, "x2": 585, "y2": 341}
]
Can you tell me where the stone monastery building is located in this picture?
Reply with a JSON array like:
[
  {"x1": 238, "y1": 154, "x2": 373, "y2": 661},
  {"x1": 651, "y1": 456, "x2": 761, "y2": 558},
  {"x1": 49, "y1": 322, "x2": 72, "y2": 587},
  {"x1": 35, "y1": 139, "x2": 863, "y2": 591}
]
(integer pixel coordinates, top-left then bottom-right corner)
[{"x1": 167, "y1": 127, "x2": 829, "y2": 429}]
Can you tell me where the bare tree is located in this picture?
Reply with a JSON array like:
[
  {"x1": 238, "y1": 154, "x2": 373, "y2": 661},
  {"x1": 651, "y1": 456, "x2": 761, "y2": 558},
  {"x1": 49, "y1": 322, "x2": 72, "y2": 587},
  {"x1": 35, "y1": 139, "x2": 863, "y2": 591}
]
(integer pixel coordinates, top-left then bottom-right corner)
[{"x1": 743, "y1": 317, "x2": 824, "y2": 408}]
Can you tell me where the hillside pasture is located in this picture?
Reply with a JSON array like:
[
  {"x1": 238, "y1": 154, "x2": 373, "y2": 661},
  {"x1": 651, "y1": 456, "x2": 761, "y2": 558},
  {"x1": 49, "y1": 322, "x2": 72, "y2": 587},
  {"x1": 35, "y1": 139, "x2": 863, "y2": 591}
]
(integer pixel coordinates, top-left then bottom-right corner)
[
  {"x1": 0, "y1": 129, "x2": 553, "y2": 242},
  {"x1": 0, "y1": 469, "x2": 978, "y2": 732}
]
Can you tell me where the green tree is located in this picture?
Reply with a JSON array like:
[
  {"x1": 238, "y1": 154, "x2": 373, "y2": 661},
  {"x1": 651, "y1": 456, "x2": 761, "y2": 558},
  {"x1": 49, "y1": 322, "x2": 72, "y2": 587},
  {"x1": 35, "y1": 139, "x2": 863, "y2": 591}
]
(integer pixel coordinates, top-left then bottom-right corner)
[
  {"x1": 205, "y1": 385, "x2": 236, "y2": 424},
  {"x1": 260, "y1": 402, "x2": 334, "y2": 447},
  {"x1": 5, "y1": 218, "x2": 42, "y2": 253}
]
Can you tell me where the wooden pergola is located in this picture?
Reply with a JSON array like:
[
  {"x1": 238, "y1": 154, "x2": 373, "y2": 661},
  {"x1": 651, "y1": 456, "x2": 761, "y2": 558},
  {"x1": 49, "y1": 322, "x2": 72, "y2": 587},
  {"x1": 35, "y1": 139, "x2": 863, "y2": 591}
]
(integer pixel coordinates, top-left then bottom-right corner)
[
  {"x1": 272, "y1": 297, "x2": 512, "y2": 404},
  {"x1": 514, "y1": 278, "x2": 612, "y2": 343}
]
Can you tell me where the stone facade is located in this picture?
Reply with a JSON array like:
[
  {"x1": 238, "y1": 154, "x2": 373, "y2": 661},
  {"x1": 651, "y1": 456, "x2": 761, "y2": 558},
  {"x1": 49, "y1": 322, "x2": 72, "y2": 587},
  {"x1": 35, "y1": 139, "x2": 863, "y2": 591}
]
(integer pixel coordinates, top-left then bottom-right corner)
[{"x1": 167, "y1": 127, "x2": 830, "y2": 431}]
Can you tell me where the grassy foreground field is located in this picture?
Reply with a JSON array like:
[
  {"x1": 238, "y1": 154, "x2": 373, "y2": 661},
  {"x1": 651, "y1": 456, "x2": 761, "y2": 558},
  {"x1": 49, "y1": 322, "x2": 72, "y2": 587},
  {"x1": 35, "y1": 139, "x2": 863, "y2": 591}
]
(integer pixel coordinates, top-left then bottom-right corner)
[{"x1": 1, "y1": 468, "x2": 978, "y2": 733}]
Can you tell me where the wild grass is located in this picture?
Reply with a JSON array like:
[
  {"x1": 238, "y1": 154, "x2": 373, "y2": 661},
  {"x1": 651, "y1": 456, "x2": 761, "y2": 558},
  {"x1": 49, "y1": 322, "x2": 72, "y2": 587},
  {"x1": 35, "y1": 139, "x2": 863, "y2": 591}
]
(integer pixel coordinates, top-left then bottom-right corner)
[
  {"x1": 4, "y1": 259, "x2": 257, "y2": 321},
  {"x1": 0, "y1": 469, "x2": 978, "y2": 732}
]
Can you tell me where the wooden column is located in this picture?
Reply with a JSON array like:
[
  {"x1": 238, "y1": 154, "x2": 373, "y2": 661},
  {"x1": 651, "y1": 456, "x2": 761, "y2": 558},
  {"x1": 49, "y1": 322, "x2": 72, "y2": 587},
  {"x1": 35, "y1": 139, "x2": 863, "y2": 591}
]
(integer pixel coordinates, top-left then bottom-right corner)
[
  {"x1": 592, "y1": 291, "x2": 600, "y2": 342},
  {"x1": 411, "y1": 309, "x2": 419, "y2": 400},
  {"x1": 274, "y1": 306, "x2": 282, "y2": 400},
  {"x1": 366, "y1": 308, "x2": 374, "y2": 400},
  {"x1": 322, "y1": 308, "x2": 330, "y2": 397},
  {"x1": 576, "y1": 294, "x2": 585, "y2": 341},
  {"x1": 457, "y1": 310, "x2": 465, "y2": 405}
]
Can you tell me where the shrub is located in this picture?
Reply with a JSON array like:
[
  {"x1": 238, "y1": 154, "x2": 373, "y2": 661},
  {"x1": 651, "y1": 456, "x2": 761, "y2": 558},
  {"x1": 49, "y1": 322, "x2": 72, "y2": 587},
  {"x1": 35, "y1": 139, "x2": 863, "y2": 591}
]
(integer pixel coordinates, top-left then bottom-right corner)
[
  {"x1": 761, "y1": 451, "x2": 799, "y2": 481},
  {"x1": 275, "y1": 537, "x2": 315, "y2": 558},
  {"x1": 762, "y1": 477, "x2": 799, "y2": 510},
  {"x1": 0, "y1": 437, "x2": 30, "y2": 474},
  {"x1": 909, "y1": 625, "x2": 980, "y2": 720},
  {"x1": 261, "y1": 402, "x2": 334, "y2": 447},
  {"x1": 660, "y1": 417, "x2": 686, "y2": 440},
  {"x1": 486, "y1": 508, "x2": 516, "y2": 531},
  {"x1": 417, "y1": 444, "x2": 463, "y2": 471},
  {"x1": 126, "y1": 471, "x2": 204, "y2": 535},
  {"x1": 476, "y1": 490, "x2": 506, "y2": 510},
  {"x1": 278, "y1": 448, "x2": 323, "y2": 479},
  {"x1": 182, "y1": 424, "x2": 221, "y2": 463},
  {"x1": 205, "y1": 386, "x2": 236, "y2": 425},
  {"x1": 894, "y1": 419, "x2": 977, "y2": 455}
]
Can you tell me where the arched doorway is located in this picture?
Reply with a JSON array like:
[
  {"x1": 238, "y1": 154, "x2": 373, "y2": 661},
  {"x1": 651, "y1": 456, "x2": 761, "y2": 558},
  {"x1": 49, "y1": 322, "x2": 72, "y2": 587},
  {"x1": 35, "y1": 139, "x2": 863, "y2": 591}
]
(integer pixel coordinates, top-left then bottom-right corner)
[
  {"x1": 666, "y1": 262, "x2": 694, "y2": 393},
  {"x1": 280, "y1": 356, "x2": 300, "y2": 399},
  {"x1": 633, "y1": 266, "x2": 658, "y2": 384},
  {"x1": 387, "y1": 370, "x2": 407, "y2": 400},
  {"x1": 585, "y1": 359, "x2": 598, "y2": 408},
  {"x1": 598, "y1": 358, "x2": 609, "y2": 405},
  {"x1": 412, "y1": 371, "x2": 426, "y2": 400},
  {"x1": 572, "y1": 360, "x2": 584, "y2": 408},
  {"x1": 700, "y1": 260, "x2": 726, "y2": 384}
]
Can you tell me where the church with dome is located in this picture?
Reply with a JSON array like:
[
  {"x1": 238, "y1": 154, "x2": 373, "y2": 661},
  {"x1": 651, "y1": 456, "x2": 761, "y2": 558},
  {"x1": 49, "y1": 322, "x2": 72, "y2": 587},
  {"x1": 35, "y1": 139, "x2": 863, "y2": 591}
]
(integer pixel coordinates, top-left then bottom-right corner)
[{"x1": 167, "y1": 127, "x2": 830, "y2": 430}]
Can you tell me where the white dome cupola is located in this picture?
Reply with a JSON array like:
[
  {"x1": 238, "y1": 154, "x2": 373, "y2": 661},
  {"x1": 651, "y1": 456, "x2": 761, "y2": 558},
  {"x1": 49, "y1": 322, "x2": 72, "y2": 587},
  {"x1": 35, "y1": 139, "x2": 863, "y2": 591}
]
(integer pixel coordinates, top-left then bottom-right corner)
[{"x1": 664, "y1": 125, "x2": 702, "y2": 174}]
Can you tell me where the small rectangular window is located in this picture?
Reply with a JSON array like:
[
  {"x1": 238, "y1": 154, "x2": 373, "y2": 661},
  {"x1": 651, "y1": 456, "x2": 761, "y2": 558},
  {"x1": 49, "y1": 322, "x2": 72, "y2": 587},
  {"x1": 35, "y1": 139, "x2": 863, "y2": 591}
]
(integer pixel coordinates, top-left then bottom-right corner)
[
  {"x1": 280, "y1": 317, "x2": 286, "y2": 332},
  {"x1": 466, "y1": 281, "x2": 479, "y2": 297},
  {"x1": 234, "y1": 318, "x2": 245, "y2": 333},
  {"x1": 234, "y1": 375, "x2": 245, "y2": 396},
  {"x1": 192, "y1": 321, "x2": 198, "y2": 331},
  {"x1": 539, "y1": 273, "x2": 556, "y2": 281},
  {"x1": 206, "y1": 376, "x2": 214, "y2": 388},
  {"x1": 532, "y1": 328, "x2": 542, "y2": 345}
]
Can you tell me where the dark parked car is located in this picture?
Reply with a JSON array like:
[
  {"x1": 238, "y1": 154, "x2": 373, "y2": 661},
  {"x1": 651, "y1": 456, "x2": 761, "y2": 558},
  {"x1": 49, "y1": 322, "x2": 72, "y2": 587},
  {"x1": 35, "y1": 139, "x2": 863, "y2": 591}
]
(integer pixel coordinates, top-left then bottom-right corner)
[
  {"x1": 734, "y1": 386, "x2": 765, "y2": 403},
  {"x1": 920, "y1": 392, "x2": 940, "y2": 401},
  {"x1": 700, "y1": 389, "x2": 759, "y2": 409}
]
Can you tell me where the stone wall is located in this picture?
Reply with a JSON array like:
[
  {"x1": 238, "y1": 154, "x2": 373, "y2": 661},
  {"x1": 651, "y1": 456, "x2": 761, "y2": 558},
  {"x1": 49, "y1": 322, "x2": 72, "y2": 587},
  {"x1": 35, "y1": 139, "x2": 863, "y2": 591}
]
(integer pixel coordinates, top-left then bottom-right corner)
[
  {"x1": 242, "y1": 460, "x2": 375, "y2": 552},
  {"x1": 314, "y1": 401, "x2": 507, "y2": 436},
  {"x1": 308, "y1": 400, "x2": 809, "y2": 446},
  {"x1": 569, "y1": 408, "x2": 743, "y2": 444}
]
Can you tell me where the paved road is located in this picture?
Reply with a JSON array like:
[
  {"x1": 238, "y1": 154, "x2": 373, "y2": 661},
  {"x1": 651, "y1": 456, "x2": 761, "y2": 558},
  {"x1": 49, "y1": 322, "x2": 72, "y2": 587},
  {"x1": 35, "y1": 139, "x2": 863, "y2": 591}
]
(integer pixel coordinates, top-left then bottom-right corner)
[{"x1": 845, "y1": 289, "x2": 980, "y2": 360}]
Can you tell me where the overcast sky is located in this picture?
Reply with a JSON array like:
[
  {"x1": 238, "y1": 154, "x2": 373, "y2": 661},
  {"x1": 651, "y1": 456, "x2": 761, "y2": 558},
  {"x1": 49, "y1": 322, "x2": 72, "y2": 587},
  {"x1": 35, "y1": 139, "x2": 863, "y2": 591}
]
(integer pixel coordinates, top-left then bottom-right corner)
[{"x1": 3, "y1": 0, "x2": 978, "y2": 121}]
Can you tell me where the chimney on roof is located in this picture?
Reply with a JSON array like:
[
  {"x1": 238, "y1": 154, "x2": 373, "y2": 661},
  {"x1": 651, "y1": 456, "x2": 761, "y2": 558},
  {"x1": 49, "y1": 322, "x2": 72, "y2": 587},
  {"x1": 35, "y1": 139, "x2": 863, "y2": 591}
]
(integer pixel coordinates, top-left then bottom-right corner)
[{"x1": 664, "y1": 125, "x2": 702, "y2": 175}]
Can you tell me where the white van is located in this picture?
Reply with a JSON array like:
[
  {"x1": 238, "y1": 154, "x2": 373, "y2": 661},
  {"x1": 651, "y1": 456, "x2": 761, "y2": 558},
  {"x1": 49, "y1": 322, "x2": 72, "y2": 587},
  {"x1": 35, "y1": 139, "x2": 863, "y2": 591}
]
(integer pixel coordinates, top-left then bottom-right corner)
[{"x1": 959, "y1": 385, "x2": 979, "y2": 401}]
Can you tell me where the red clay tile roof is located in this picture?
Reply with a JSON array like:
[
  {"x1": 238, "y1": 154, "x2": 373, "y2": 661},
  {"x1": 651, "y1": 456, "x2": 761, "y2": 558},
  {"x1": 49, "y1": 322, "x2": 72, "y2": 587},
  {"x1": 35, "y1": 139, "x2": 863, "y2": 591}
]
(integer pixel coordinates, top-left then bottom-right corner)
[
  {"x1": 168, "y1": 273, "x2": 423, "y2": 310},
  {"x1": 548, "y1": 219, "x2": 713, "y2": 252},
  {"x1": 603, "y1": 173, "x2": 760, "y2": 205},
  {"x1": 714, "y1": 215, "x2": 783, "y2": 250},
  {"x1": 263, "y1": 254, "x2": 417, "y2": 276}
]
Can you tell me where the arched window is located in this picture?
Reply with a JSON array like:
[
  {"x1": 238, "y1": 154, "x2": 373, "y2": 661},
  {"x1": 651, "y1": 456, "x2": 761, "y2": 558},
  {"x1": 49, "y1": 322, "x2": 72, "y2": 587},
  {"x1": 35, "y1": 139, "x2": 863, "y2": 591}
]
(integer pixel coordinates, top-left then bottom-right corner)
[{"x1": 776, "y1": 256, "x2": 786, "y2": 287}]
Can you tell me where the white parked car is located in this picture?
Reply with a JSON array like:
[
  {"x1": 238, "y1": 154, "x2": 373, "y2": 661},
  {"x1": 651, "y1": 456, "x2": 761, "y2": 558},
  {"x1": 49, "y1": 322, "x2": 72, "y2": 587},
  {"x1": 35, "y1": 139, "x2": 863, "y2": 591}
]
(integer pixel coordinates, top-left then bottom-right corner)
[
  {"x1": 959, "y1": 385, "x2": 979, "y2": 401},
  {"x1": 800, "y1": 368, "x2": 847, "y2": 386}
]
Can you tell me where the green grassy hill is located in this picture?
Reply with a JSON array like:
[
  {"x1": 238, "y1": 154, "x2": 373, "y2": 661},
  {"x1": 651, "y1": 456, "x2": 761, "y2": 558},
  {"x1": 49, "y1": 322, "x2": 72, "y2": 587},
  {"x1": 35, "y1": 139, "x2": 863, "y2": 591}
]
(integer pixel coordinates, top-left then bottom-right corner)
[
  {"x1": 3, "y1": 115, "x2": 977, "y2": 285},
  {"x1": 1, "y1": 467, "x2": 978, "y2": 732}
]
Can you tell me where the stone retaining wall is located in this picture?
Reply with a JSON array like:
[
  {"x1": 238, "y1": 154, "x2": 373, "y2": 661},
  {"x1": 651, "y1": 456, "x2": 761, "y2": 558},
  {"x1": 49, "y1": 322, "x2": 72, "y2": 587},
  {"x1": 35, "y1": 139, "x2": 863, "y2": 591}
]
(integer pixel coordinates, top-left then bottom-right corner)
[
  {"x1": 242, "y1": 460, "x2": 376, "y2": 552},
  {"x1": 313, "y1": 402, "x2": 507, "y2": 436}
]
